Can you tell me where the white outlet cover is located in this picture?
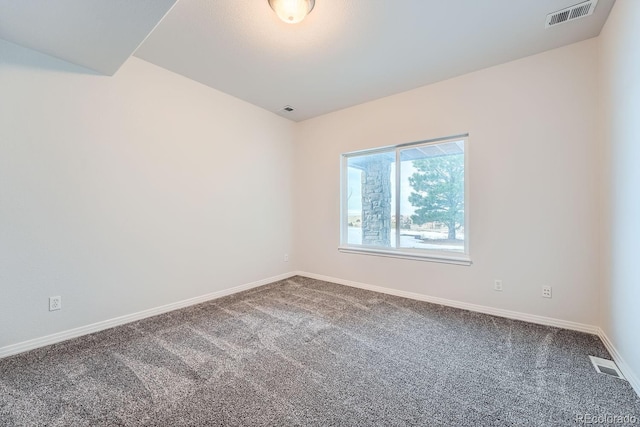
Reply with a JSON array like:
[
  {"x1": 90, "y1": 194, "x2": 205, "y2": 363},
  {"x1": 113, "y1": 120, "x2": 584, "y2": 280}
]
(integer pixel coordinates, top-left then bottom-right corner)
[{"x1": 49, "y1": 296, "x2": 62, "y2": 311}]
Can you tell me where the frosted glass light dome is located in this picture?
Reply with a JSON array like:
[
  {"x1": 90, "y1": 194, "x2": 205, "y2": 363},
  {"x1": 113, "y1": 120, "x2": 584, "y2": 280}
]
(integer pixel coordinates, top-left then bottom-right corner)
[{"x1": 268, "y1": 0, "x2": 315, "y2": 24}]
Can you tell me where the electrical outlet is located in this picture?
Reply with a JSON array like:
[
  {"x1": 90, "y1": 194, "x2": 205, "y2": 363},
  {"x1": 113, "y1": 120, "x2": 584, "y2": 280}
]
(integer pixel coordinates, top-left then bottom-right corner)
[
  {"x1": 284, "y1": 253, "x2": 289, "y2": 262},
  {"x1": 494, "y1": 280, "x2": 503, "y2": 292},
  {"x1": 542, "y1": 286, "x2": 552, "y2": 298},
  {"x1": 49, "y1": 296, "x2": 62, "y2": 311}
]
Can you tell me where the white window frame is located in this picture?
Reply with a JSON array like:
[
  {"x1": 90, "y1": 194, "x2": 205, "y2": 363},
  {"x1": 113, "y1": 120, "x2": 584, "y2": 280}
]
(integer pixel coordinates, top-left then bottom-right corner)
[{"x1": 339, "y1": 134, "x2": 471, "y2": 266}]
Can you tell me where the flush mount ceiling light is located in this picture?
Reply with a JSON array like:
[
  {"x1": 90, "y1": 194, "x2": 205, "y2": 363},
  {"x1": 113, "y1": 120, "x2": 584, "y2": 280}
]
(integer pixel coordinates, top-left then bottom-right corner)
[{"x1": 268, "y1": 0, "x2": 315, "y2": 24}]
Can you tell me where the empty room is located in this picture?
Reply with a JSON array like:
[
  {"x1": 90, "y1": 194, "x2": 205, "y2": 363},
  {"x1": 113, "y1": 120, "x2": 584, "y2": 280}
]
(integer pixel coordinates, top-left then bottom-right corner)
[{"x1": 1, "y1": 0, "x2": 639, "y2": 425}]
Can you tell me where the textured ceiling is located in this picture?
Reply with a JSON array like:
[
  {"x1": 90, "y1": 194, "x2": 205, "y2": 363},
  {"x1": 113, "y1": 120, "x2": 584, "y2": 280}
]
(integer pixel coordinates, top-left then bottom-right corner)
[
  {"x1": 135, "y1": 0, "x2": 615, "y2": 121},
  {"x1": 0, "y1": 0, "x2": 177, "y2": 75}
]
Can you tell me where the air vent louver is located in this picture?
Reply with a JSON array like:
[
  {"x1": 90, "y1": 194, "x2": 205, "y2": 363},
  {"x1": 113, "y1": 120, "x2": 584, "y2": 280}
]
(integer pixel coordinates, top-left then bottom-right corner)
[
  {"x1": 546, "y1": 0, "x2": 598, "y2": 28},
  {"x1": 589, "y1": 356, "x2": 626, "y2": 380}
]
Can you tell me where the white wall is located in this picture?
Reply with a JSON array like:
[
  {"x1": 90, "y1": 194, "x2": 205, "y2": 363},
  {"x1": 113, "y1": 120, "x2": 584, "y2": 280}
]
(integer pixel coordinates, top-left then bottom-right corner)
[
  {"x1": 599, "y1": 0, "x2": 640, "y2": 388},
  {"x1": 0, "y1": 23, "x2": 627, "y2": 362},
  {"x1": 0, "y1": 39, "x2": 295, "y2": 348},
  {"x1": 294, "y1": 39, "x2": 601, "y2": 325}
]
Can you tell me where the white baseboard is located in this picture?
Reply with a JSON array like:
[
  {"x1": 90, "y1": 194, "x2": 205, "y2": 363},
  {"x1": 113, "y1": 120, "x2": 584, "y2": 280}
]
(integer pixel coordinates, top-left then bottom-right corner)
[
  {"x1": 0, "y1": 272, "x2": 296, "y2": 359},
  {"x1": 598, "y1": 328, "x2": 640, "y2": 397},
  {"x1": 293, "y1": 271, "x2": 600, "y2": 334}
]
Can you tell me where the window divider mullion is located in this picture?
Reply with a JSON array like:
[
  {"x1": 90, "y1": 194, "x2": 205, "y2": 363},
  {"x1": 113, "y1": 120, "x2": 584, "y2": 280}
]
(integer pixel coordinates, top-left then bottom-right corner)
[{"x1": 395, "y1": 148, "x2": 401, "y2": 249}]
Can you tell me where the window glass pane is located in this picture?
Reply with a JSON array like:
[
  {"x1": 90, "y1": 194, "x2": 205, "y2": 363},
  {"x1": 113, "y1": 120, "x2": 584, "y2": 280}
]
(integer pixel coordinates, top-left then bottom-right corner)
[
  {"x1": 346, "y1": 151, "x2": 396, "y2": 248},
  {"x1": 399, "y1": 141, "x2": 465, "y2": 252}
]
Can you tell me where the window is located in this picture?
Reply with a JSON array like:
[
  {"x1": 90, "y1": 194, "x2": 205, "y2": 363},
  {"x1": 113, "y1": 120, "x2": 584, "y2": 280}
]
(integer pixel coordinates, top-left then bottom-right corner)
[{"x1": 340, "y1": 134, "x2": 470, "y2": 265}]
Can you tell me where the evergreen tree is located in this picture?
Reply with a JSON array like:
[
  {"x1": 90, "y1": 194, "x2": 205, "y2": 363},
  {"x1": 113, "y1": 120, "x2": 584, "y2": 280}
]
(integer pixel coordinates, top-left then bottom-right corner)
[{"x1": 408, "y1": 154, "x2": 464, "y2": 240}]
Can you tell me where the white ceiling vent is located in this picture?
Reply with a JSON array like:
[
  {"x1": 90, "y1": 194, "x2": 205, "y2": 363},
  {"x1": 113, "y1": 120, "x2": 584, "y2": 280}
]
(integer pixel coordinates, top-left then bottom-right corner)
[
  {"x1": 280, "y1": 105, "x2": 295, "y2": 113},
  {"x1": 545, "y1": 0, "x2": 598, "y2": 28}
]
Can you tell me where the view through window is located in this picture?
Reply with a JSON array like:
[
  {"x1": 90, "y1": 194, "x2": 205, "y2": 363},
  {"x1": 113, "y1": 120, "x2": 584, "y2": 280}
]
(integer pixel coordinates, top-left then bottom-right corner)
[{"x1": 342, "y1": 135, "x2": 468, "y2": 260}]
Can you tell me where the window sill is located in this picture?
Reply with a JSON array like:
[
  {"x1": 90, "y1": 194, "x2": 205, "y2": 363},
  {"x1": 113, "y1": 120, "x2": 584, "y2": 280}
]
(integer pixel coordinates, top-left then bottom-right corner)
[{"x1": 338, "y1": 246, "x2": 472, "y2": 266}]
